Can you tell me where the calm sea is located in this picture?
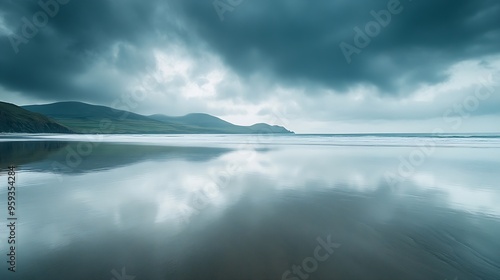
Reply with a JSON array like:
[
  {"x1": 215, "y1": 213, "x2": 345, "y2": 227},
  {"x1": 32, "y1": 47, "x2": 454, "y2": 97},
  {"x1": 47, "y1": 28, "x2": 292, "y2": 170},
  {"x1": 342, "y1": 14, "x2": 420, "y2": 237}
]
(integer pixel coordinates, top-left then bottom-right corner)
[{"x1": 1, "y1": 134, "x2": 499, "y2": 279}]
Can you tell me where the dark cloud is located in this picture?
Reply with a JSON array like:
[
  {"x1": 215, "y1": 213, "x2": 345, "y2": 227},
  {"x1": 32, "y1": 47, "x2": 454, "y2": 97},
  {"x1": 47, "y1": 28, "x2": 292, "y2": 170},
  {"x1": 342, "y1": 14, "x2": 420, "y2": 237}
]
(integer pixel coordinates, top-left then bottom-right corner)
[
  {"x1": 0, "y1": 0, "x2": 173, "y2": 102},
  {"x1": 171, "y1": 0, "x2": 500, "y2": 94},
  {"x1": 0, "y1": 0, "x2": 499, "y2": 105}
]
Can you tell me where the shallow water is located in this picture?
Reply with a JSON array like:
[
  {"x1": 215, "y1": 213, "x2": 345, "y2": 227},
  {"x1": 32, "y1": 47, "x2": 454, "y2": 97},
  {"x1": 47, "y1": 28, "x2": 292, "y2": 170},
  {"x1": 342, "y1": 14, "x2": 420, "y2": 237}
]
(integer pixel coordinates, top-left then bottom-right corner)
[{"x1": 1, "y1": 134, "x2": 499, "y2": 280}]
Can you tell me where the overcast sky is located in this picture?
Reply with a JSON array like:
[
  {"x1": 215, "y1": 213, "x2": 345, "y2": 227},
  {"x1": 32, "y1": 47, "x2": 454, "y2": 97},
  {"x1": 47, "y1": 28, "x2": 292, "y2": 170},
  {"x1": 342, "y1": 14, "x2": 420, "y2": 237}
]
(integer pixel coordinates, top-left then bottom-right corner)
[{"x1": 1, "y1": 0, "x2": 499, "y2": 133}]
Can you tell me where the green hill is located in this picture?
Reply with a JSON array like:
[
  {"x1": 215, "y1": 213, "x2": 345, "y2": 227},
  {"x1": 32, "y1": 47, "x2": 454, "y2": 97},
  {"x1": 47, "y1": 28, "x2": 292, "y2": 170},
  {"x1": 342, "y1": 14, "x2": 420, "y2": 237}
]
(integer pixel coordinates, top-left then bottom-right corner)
[
  {"x1": 150, "y1": 113, "x2": 292, "y2": 134},
  {"x1": 23, "y1": 102, "x2": 193, "y2": 134},
  {"x1": 20, "y1": 101, "x2": 293, "y2": 134},
  {"x1": 24, "y1": 101, "x2": 154, "y2": 121},
  {"x1": 150, "y1": 113, "x2": 238, "y2": 129},
  {"x1": 0, "y1": 101, "x2": 73, "y2": 133},
  {"x1": 248, "y1": 123, "x2": 294, "y2": 133}
]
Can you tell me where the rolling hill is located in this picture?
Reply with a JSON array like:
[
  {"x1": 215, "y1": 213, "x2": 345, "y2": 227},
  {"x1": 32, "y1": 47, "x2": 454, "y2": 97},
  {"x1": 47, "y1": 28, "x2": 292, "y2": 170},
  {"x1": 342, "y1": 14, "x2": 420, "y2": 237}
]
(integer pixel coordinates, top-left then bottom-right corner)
[
  {"x1": 0, "y1": 101, "x2": 73, "y2": 133},
  {"x1": 22, "y1": 101, "x2": 191, "y2": 134},
  {"x1": 150, "y1": 113, "x2": 292, "y2": 134},
  {"x1": 19, "y1": 101, "x2": 293, "y2": 134}
]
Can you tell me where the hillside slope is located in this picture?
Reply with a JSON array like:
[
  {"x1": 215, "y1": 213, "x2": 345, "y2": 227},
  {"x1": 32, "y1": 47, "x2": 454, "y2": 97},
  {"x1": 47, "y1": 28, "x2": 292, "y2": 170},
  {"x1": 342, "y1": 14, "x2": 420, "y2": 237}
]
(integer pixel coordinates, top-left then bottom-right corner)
[
  {"x1": 22, "y1": 101, "x2": 293, "y2": 134},
  {"x1": 0, "y1": 101, "x2": 74, "y2": 133},
  {"x1": 24, "y1": 101, "x2": 153, "y2": 121},
  {"x1": 23, "y1": 102, "x2": 192, "y2": 134},
  {"x1": 150, "y1": 113, "x2": 293, "y2": 134}
]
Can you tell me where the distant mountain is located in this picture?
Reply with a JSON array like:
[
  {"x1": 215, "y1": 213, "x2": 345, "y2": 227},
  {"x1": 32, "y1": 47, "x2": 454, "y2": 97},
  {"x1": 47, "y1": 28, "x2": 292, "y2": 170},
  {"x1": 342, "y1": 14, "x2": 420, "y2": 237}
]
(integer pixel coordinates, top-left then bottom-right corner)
[
  {"x1": 150, "y1": 113, "x2": 293, "y2": 134},
  {"x1": 20, "y1": 101, "x2": 293, "y2": 134},
  {"x1": 0, "y1": 101, "x2": 73, "y2": 133},
  {"x1": 248, "y1": 123, "x2": 294, "y2": 133},
  {"x1": 150, "y1": 113, "x2": 237, "y2": 129}
]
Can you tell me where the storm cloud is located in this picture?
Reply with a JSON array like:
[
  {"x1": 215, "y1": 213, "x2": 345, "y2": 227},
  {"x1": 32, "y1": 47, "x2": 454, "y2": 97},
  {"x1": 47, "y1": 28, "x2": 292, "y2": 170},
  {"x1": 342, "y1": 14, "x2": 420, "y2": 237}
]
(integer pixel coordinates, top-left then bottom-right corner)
[
  {"x1": 0, "y1": 0, "x2": 499, "y2": 132},
  {"x1": 174, "y1": 0, "x2": 500, "y2": 92}
]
